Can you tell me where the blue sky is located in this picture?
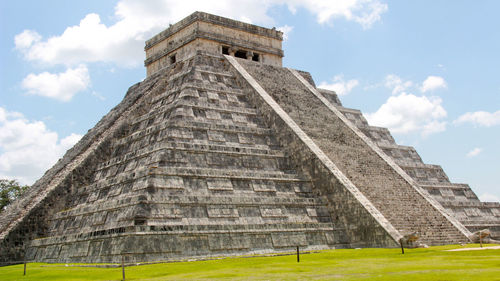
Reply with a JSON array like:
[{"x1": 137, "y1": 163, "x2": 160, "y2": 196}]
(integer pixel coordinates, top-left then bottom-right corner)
[{"x1": 1, "y1": 1, "x2": 499, "y2": 202}]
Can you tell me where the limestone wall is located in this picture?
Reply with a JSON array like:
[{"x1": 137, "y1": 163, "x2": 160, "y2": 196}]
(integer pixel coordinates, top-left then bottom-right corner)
[{"x1": 145, "y1": 12, "x2": 283, "y2": 76}]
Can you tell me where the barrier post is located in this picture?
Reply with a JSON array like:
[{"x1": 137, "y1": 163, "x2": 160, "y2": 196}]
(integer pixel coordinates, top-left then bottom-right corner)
[
  {"x1": 296, "y1": 246, "x2": 300, "y2": 263},
  {"x1": 121, "y1": 255, "x2": 126, "y2": 281}
]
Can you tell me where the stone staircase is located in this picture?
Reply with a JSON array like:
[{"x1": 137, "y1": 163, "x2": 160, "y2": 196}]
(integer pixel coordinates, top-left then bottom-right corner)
[
  {"x1": 27, "y1": 54, "x2": 347, "y2": 263},
  {"x1": 236, "y1": 59, "x2": 470, "y2": 245},
  {"x1": 321, "y1": 89, "x2": 500, "y2": 239}
]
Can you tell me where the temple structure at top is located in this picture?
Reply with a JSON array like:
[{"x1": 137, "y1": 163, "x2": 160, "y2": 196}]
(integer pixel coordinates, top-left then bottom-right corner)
[{"x1": 144, "y1": 11, "x2": 284, "y2": 76}]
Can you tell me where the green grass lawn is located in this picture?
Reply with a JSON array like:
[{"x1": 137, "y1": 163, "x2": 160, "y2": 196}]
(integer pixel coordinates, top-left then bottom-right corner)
[{"x1": 1, "y1": 244, "x2": 499, "y2": 280}]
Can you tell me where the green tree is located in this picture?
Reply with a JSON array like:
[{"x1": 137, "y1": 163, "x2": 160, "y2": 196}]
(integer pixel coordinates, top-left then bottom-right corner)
[{"x1": 0, "y1": 179, "x2": 29, "y2": 212}]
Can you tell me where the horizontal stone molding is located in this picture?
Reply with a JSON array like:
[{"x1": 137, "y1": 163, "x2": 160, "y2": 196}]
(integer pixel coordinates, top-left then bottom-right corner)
[
  {"x1": 146, "y1": 11, "x2": 282, "y2": 49},
  {"x1": 145, "y1": 30, "x2": 284, "y2": 66}
]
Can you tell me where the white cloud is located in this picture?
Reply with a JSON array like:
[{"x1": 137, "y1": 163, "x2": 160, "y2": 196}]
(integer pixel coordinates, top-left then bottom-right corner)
[
  {"x1": 466, "y1": 147, "x2": 482, "y2": 158},
  {"x1": 384, "y1": 74, "x2": 413, "y2": 95},
  {"x1": 91, "y1": 91, "x2": 106, "y2": 101},
  {"x1": 383, "y1": 75, "x2": 447, "y2": 95},
  {"x1": 14, "y1": 0, "x2": 387, "y2": 67},
  {"x1": 15, "y1": 12, "x2": 148, "y2": 67},
  {"x1": 479, "y1": 193, "x2": 499, "y2": 203},
  {"x1": 21, "y1": 65, "x2": 90, "y2": 102},
  {"x1": 454, "y1": 110, "x2": 500, "y2": 127},
  {"x1": 0, "y1": 107, "x2": 82, "y2": 185},
  {"x1": 420, "y1": 75, "x2": 447, "y2": 92},
  {"x1": 277, "y1": 25, "x2": 294, "y2": 41},
  {"x1": 383, "y1": 75, "x2": 447, "y2": 96},
  {"x1": 14, "y1": 30, "x2": 41, "y2": 49},
  {"x1": 319, "y1": 75, "x2": 359, "y2": 95},
  {"x1": 365, "y1": 92, "x2": 447, "y2": 136},
  {"x1": 285, "y1": 0, "x2": 388, "y2": 29}
]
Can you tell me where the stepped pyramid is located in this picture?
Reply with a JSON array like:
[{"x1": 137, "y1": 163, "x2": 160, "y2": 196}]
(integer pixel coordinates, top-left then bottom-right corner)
[{"x1": 1, "y1": 12, "x2": 499, "y2": 264}]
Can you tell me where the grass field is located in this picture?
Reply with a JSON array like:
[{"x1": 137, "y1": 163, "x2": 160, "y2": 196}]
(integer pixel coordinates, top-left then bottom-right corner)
[{"x1": 1, "y1": 244, "x2": 499, "y2": 280}]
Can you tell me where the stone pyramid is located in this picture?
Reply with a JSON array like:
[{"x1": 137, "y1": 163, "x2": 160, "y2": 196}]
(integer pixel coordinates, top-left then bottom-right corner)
[{"x1": 1, "y1": 12, "x2": 498, "y2": 264}]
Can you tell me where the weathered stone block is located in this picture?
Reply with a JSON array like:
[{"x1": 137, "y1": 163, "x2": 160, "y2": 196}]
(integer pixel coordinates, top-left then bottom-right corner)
[
  {"x1": 271, "y1": 233, "x2": 307, "y2": 247},
  {"x1": 207, "y1": 179, "x2": 233, "y2": 191},
  {"x1": 260, "y1": 208, "x2": 284, "y2": 218},
  {"x1": 209, "y1": 234, "x2": 250, "y2": 250},
  {"x1": 207, "y1": 206, "x2": 239, "y2": 218},
  {"x1": 252, "y1": 181, "x2": 276, "y2": 192}
]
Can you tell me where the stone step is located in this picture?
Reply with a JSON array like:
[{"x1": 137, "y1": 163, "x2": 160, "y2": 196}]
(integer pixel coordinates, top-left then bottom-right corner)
[
  {"x1": 113, "y1": 120, "x2": 274, "y2": 147},
  {"x1": 148, "y1": 166, "x2": 305, "y2": 179},
  {"x1": 150, "y1": 152, "x2": 286, "y2": 172},
  {"x1": 165, "y1": 66, "x2": 193, "y2": 83},
  {"x1": 91, "y1": 166, "x2": 310, "y2": 193},
  {"x1": 376, "y1": 144, "x2": 424, "y2": 165},
  {"x1": 88, "y1": 172, "x2": 314, "y2": 199},
  {"x1": 38, "y1": 221, "x2": 340, "y2": 244},
  {"x1": 147, "y1": 69, "x2": 242, "y2": 108},
  {"x1": 100, "y1": 141, "x2": 287, "y2": 174},
  {"x1": 419, "y1": 182, "x2": 471, "y2": 190},
  {"x1": 377, "y1": 143, "x2": 416, "y2": 151},
  {"x1": 49, "y1": 199, "x2": 334, "y2": 236},
  {"x1": 166, "y1": 106, "x2": 262, "y2": 129},
  {"x1": 176, "y1": 86, "x2": 249, "y2": 105},
  {"x1": 195, "y1": 69, "x2": 237, "y2": 83},
  {"x1": 419, "y1": 182, "x2": 480, "y2": 201},
  {"x1": 183, "y1": 100, "x2": 258, "y2": 115},
  {"x1": 108, "y1": 134, "x2": 279, "y2": 166},
  {"x1": 436, "y1": 197, "x2": 481, "y2": 204},
  {"x1": 399, "y1": 163, "x2": 450, "y2": 183},
  {"x1": 189, "y1": 76, "x2": 243, "y2": 94},
  {"x1": 440, "y1": 201, "x2": 500, "y2": 208},
  {"x1": 195, "y1": 66, "x2": 235, "y2": 78},
  {"x1": 56, "y1": 217, "x2": 335, "y2": 236},
  {"x1": 462, "y1": 219, "x2": 500, "y2": 228},
  {"x1": 32, "y1": 224, "x2": 345, "y2": 263},
  {"x1": 123, "y1": 107, "x2": 263, "y2": 144},
  {"x1": 396, "y1": 228, "x2": 467, "y2": 242},
  {"x1": 171, "y1": 120, "x2": 273, "y2": 135},
  {"x1": 357, "y1": 126, "x2": 397, "y2": 146},
  {"x1": 137, "y1": 92, "x2": 258, "y2": 126},
  {"x1": 337, "y1": 106, "x2": 363, "y2": 115},
  {"x1": 97, "y1": 140, "x2": 285, "y2": 171},
  {"x1": 337, "y1": 107, "x2": 369, "y2": 127},
  {"x1": 53, "y1": 194, "x2": 329, "y2": 220},
  {"x1": 181, "y1": 81, "x2": 245, "y2": 97},
  {"x1": 399, "y1": 162, "x2": 448, "y2": 170}
]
